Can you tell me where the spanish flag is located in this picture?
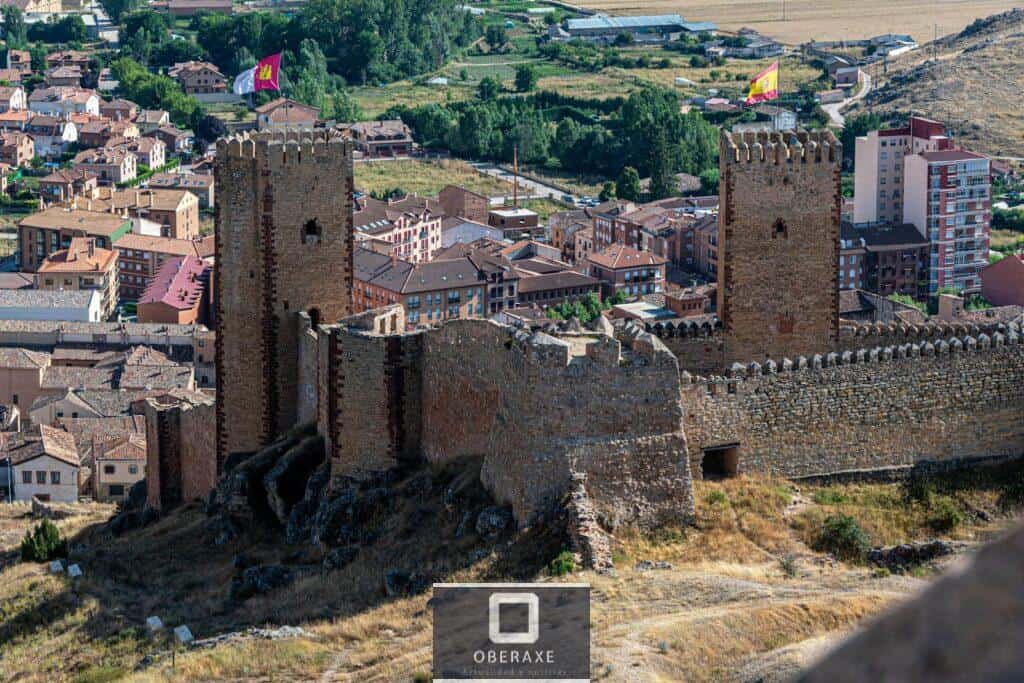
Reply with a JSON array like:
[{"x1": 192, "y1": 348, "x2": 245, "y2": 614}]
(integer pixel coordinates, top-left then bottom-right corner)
[{"x1": 745, "y1": 61, "x2": 779, "y2": 105}]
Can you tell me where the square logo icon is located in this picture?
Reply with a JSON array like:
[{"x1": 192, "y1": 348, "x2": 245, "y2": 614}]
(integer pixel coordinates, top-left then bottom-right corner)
[{"x1": 433, "y1": 583, "x2": 590, "y2": 682}]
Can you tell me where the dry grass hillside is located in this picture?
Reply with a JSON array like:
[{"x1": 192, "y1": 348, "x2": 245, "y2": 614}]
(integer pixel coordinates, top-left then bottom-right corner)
[
  {"x1": 1, "y1": 461, "x2": 1023, "y2": 682},
  {"x1": 850, "y1": 7, "x2": 1024, "y2": 158},
  {"x1": 578, "y1": 0, "x2": 1021, "y2": 45}
]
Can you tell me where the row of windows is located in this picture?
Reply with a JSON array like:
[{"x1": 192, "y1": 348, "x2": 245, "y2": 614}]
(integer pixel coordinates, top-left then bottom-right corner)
[{"x1": 22, "y1": 470, "x2": 61, "y2": 485}]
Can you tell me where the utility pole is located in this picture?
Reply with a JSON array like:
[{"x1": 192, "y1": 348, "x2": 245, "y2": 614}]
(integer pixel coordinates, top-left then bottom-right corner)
[
  {"x1": 512, "y1": 145, "x2": 519, "y2": 208},
  {"x1": 782, "y1": 0, "x2": 786, "y2": 21}
]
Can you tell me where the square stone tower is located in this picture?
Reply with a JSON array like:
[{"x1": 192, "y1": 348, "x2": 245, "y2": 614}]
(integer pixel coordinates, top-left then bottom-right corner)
[
  {"x1": 214, "y1": 130, "x2": 353, "y2": 469},
  {"x1": 717, "y1": 130, "x2": 841, "y2": 363}
]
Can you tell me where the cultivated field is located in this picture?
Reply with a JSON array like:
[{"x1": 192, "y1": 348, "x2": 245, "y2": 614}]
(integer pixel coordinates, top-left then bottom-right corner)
[
  {"x1": 353, "y1": 158, "x2": 512, "y2": 198},
  {"x1": 579, "y1": 0, "x2": 1022, "y2": 44}
]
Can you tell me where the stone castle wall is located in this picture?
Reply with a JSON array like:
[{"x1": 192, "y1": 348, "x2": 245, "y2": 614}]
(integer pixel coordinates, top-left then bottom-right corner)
[
  {"x1": 717, "y1": 131, "x2": 842, "y2": 363},
  {"x1": 317, "y1": 315, "x2": 694, "y2": 528},
  {"x1": 214, "y1": 131, "x2": 354, "y2": 471},
  {"x1": 680, "y1": 326, "x2": 1024, "y2": 480},
  {"x1": 145, "y1": 394, "x2": 217, "y2": 511}
]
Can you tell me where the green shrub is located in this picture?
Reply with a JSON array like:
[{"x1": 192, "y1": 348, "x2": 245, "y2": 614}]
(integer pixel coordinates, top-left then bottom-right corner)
[
  {"x1": 19, "y1": 519, "x2": 68, "y2": 563},
  {"x1": 778, "y1": 553, "x2": 798, "y2": 578},
  {"x1": 927, "y1": 497, "x2": 964, "y2": 533},
  {"x1": 547, "y1": 550, "x2": 576, "y2": 577},
  {"x1": 73, "y1": 666, "x2": 128, "y2": 683},
  {"x1": 704, "y1": 489, "x2": 728, "y2": 506},
  {"x1": 815, "y1": 514, "x2": 869, "y2": 562},
  {"x1": 412, "y1": 672, "x2": 432, "y2": 683},
  {"x1": 903, "y1": 477, "x2": 935, "y2": 506},
  {"x1": 811, "y1": 487, "x2": 848, "y2": 505},
  {"x1": 1000, "y1": 474, "x2": 1024, "y2": 508}
]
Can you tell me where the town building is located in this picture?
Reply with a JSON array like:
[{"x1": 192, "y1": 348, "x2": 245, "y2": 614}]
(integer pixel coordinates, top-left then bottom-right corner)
[
  {"x1": 573, "y1": 226, "x2": 595, "y2": 264},
  {"x1": 347, "y1": 120, "x2": 414, "y2": 157},
  {"x1": 45, "y1": 50, "x2": 91, "y2": 71},
  {"x1": 168, "y1": 61, "x2": 227, "y2": 94},
  {"x1": 353, "y1": 247, "x2": 496, "y2": 325},
  {"x1": 440, "y1": 217, "x2": 503, "y2": 248},
  {"x1": 99, "y1": 98, "x2": 138, "y2": 121},
  {"x1": 28, "y1": 86, "x2": 100, "y2": 118},
  {"x1": 664, "y1": 285, "x2": 714, "y2": 317},
  {"x1": 39, "y1": 169, "x2": 98, "y2": 205},
  {"x1": 123, "y1": 136, "x2": 166, "y2": 168},
  {"x1": 0, "y1": 86, "x2": 26, "y2": 113},
  {"x1": 45, "y1": 66, "x2": 83, "y2": 87},
  {"x1": 488, "y1": 207, "x2": 541, "y2": 240},
  {"x1": 26, "y1": 115, "x2": 78, "y2": 158},
  {"x1": 148, "y1": 172, "x2": 214, "y2": 208},
  {"x1": 77, "y1": 119, "x2": 139, "y2": 148},
  {"x1": 148, "y1": 125, "x2": 194, "y2": 155},
  {"x1": 0, "y1": 131, "x2": 34, "y2": 166},
  {"x1": 113, "y1": 233, "x2": 214, "y2": 302},
  {"x1": 18, "y1": 207, "x2": 131, "y2": 271},
  {"x1": 72, "y1": 146, "x2": 137, "y2": 185},
  {"x1": 91, "y1": 433, "x2": 146, "y2": 502},
  {"x1": 35, "y1": 238, "x2": 119, "y2": 319},
  {"x1": 155, "y1": 0, "x2": 233, "y2": 15},
  {"x1": 0, "y1": 348, "x2": 50, "y2": 413},
  {"x1": 0, "y1": 289, "x2": 103, "y2": 322},
  {"x1": 586, "y1": 244, "x2": 667, "y2": 299},
  {"x1": 6, "y1": 426, "x2": 80, "y2": 502},
  {"x1": 560, "y1": 13, "x2": 715, "y2": 44},
  {"x1": 137, "y1": 255, "x2": 211, "y2": 325},
  {"x1": 354, "y1": 194, "x2": 443, "y2": 263},
  {"x1": 903, "y1": 149, "x2": 991, "y2": 295},
  {"x1": 71, "y1": 187, "x2": 200, "y2": 239},
  {"x1": 438, "y1": 184, "x2": 490, "y2": 223},
  {"x1": 981, "y1": 254, "x2": 1024, "y2": 307},
  {"x1": 6, "y1": 49, "x2": 31, "y2": 73},
  {"x1": 254, "y1": 98, "x2": 318, "y2": 130},
  {"x1": 840, "y1": 221, "x2": 929, "y2": 298},
  {"x1": 514, "y1": 258, "x2": 600, "y2": 307},
  {"x1": 135, "y1": 109, "x2": 170, "y2": 134}
]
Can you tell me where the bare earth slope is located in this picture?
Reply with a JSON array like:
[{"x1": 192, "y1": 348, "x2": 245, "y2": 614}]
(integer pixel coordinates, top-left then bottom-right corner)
[{"x1": 851, "y1": 8, "x2": 1024, "y2": 158}]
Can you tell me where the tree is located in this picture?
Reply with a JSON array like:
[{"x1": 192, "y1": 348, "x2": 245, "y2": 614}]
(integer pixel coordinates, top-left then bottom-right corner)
[
  {"x1": 648, "y1": 127, "x2": 674, "y2": 200},
  {"x1": 194, "y1": 113, "x2": 228, "y2": 143},
  {"x1": 2, "y1": 7, "x2": 27, "y2": 49},
  {"x1": 20, "y1": 519, "x2": 67, "y2": 563},
  {"x1": 598, "y1": 181, "x2": 616, "y2": 201},
  {"x1": 458, "y1": 68, "x2": 468, "y2": 81},
  {"x1": 514, "y1": 64, "x2": 536, "y2": 93},
  {"x1": 613, "y1": 31, "x2": 633, "y2": 46},
  {"x1": 477, "y1": 75, "x2": 501, "y2": 101},
  {"x1": 617, "y1": 166, "x2": 641, "y2": 201},
  {"x1": 698, "y1": 168, "x2": 719, "y2": 194},
  {"x1": 329, "y1": 90, "x2": 362, "y2": 123},
  {"x1": 485, "y1": 25, "x2": 507, "y2": 49}
]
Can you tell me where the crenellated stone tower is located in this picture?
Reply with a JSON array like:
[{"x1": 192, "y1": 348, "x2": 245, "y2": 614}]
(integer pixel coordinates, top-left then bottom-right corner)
[
  {"x1": 717, "y1": 129, "x2": 842, "y2": 363},
  {"x1": 214, "y1": 130, "x2": 354, "y2": 470}
]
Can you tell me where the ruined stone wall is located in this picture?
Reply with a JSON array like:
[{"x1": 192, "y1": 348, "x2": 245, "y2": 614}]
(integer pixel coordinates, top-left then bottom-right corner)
[
  {"x1": 418, "y1": 320, "x2": 691, "y2": 526},
  {"x1": 145, "y1": 395, "x2": 216, "y2": 511},
  {"x1": 296, "y1": 312, "x2": 319, "y2": 427},
  {"x1": 717, "y1": 131, "x2": 841, "y2": 363},
  {"x1": 320, "y1": 318, "x2": 422, "y2": 483},
  {"x1": 215, "y1": 130, "x2": 354, "y2": 470},
  {"x1": 681, "y1": 328, "x2": 1024, "y2": 481}
]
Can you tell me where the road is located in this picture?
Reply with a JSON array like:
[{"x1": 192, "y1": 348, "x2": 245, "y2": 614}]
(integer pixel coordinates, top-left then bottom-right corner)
[
  {"x1": 822, "y1": 71, "x2": 872, "y2": 127},
  {"x1": 469, "y1": 162, "x2": 582, "y2": 206}
]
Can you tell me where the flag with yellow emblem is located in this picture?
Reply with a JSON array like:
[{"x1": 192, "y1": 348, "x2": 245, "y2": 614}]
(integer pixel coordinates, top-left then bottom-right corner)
[
  {"x1": 233, "y1": 53, "x2": 282, "y2": 95},
  {"x1": 745, "y1": 61, "x2": 779, "y2": 105}
]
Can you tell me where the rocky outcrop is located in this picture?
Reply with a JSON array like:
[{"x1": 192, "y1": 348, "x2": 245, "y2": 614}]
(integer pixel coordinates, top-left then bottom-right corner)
[
  {"x1": 564, "y1": 474, "x2": 613, "y2": 571},
  {"x1": 229, "y1": 565, "x2": 295, "y2": 602},
  {"x1": 867, "y1": 540, "x2": 959, "y2": 572},
  {"x1": 263, "y1": 434, "x2": 325, "y2": 525}
]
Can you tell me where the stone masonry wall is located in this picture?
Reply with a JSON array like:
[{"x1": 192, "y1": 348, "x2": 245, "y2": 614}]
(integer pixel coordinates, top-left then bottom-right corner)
[
  {"x1": 215, "y1": 131, "x2": 353, "y2": 470},
  {"x1": 418, "y1": 320, "x2": 691, "y2": 527},
  {"x1": 717, "y1": 130, "x2": 841, "y2": 364},
  {"x1": 680, "y1": 328, "x2": 1024, "y2": 480},
  {"x1": 145, "y1": 394, "x2": 216, "y2": 511}
]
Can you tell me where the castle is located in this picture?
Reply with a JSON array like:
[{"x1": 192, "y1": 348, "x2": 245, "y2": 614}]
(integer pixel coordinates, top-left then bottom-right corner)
[{"x1": 212, "y1": 129, "x2": 1024, "y2": 537}]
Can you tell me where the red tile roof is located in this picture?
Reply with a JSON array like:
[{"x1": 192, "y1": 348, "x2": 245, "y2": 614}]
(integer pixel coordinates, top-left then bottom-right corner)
[
  {"x1": 587, "y1": 244, "x2": 668, "y2": 269},
  {"x1": 139, "y1": 255, "x2": 208, "y2": 310}
]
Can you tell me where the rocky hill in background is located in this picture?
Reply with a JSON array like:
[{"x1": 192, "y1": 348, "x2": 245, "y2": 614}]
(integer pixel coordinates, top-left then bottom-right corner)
[{"x1": 852, "y1": 8, "x2": 1024, "y2": 158}]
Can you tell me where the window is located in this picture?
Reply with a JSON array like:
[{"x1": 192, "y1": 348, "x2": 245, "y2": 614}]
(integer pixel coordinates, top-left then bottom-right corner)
[
  {"x1": 772, "y1": 218, "x2": 788, "y2": 239},
  {"x1": 104, "y1": 464, "x2": 115, "y2": 475},
  {"x1": 109, "y1": 484, "x2": 124, "y2": 497},
  {"x1": 11, "y1": 394, "x2": 17, "y2": 405},
  {"x1": 36, "y1": 471, "x2": 46, "y2": 484},
  {"x1": 129, "y1": 465, "x2": 138, "y2": 475},
  {"x1": 303, "y1": 218, "x2": 321, "y2": 244},
  {"x1": 22, "y1": 471, "x2": 31, "y2": 484},
  {"x1": 50, "y1": 471, "x2": 60, "y2": 485}
]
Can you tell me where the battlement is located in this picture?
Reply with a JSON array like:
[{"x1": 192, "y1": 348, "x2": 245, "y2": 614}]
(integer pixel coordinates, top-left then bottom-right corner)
[
  {"x1": 685, "y1": 322, "x2": 1022, "y2": 389},
  {"x1": 215, "y1": 129, "x2": 351, "y2": 163},
  {"x1": 721, "y1": 129, "x2": 841, "y2": 165}
]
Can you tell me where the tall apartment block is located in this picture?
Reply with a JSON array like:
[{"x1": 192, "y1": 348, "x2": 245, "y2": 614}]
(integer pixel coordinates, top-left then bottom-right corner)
[
  {"x1": 853, "y1": 116, "x2": 991, "y2": 295},
  {"x1": 853, "y1": 116, "x2": 949, "y2": 225},
  {"x1": 903, "y1": 150, "x2": 990, "y2": 295}
]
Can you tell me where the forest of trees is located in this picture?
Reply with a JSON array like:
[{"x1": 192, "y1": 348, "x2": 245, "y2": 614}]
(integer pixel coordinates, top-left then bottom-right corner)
[{"x1": 390, "y1": 87, "x2": 719, "y2": 199}]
